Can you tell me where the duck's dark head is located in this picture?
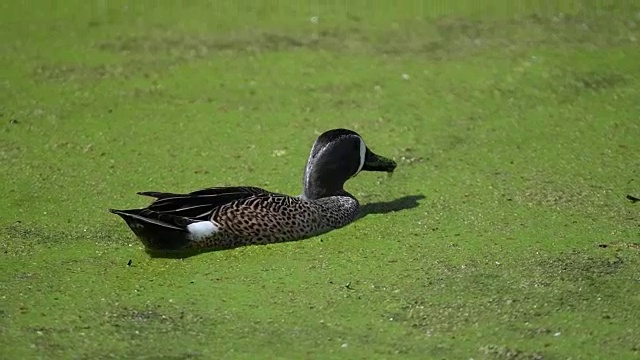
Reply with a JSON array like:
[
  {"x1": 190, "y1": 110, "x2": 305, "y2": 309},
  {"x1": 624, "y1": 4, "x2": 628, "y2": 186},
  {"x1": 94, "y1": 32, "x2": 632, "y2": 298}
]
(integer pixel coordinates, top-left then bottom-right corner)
[{"x1": 302, "y1": 128, "x2": 397, "y2": 200}]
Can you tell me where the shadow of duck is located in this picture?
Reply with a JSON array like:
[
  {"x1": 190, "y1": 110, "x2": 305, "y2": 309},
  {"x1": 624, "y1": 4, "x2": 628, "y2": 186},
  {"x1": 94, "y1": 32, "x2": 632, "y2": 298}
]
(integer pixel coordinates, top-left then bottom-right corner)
[{"x1": 358, "y1": 194, "x2": 425, "y2": 218}]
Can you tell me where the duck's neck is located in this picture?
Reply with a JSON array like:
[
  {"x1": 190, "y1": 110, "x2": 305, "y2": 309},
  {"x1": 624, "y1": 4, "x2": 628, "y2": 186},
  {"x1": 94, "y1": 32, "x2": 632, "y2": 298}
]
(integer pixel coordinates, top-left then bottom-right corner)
[{"x1": 301, "y1": 162, "x2": 349, "y2": 200}]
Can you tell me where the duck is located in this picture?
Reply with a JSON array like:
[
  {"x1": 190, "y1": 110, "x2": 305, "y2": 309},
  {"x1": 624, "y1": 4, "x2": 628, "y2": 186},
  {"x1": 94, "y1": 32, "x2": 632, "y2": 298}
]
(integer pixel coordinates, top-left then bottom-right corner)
[{"x1": 109, "y1": 128, "x2": 397, "y2": 252}]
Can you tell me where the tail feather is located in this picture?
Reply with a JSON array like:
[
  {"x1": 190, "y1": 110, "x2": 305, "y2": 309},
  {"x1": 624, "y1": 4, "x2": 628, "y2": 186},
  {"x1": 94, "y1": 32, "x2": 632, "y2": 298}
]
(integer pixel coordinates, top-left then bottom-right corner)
[
  {"x1": 109, "y1": 208, "x2": 192, "y2": 251},
  {"x1": 109, "y1": 208, "x2": 186, "y2": 231},
  {"x1": 111, "y1": 186, "x2": 268, "y2": 251},
  {"x1": 137, "y1": 191, "x2": 183, "y2": 199}
]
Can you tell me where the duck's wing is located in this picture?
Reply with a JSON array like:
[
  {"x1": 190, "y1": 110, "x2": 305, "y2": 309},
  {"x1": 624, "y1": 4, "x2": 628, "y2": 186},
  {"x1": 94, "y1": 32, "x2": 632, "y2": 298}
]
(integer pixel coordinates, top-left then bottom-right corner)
[{"x1": 137, "y1": 186, "x2": 276, "y2": 220}]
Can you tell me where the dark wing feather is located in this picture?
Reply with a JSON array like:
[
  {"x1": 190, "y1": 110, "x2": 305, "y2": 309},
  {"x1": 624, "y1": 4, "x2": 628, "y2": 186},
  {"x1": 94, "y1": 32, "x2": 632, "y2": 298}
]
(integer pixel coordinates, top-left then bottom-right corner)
[
  {"x1": 109, "y1": 208, "x2": 190, "y2": 231},
  {"x1": 138, "y1": 186, "x2": 275, "y2": 220}
]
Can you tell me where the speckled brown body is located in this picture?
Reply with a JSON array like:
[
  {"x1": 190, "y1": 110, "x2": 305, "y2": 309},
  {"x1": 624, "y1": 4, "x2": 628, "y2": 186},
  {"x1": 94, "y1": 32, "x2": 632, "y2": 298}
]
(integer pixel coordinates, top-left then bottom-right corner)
[
  {"x1": 111, "y1": 186, "x2": 363, "y2": 251},
  {"x1": 192, "y1": 194, "x2": 360, "y2": 250}
]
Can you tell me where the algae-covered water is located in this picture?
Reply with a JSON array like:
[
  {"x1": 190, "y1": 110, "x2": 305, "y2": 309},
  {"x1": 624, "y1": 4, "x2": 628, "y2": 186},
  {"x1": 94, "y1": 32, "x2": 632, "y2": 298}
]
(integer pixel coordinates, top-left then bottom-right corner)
[{"x1": 1, "y1": 1, "x2": 639, "y2": 359}]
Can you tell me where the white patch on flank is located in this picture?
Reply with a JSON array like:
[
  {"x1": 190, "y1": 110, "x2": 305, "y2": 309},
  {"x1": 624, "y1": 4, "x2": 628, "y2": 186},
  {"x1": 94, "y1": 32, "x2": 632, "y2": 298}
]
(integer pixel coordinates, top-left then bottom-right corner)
[
  {"x1": 187, "y1": 221, "x2": 219, "y2": 240},
  {"x1": 355, "y1": 136, "x2": 366, "y2": 175}
]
